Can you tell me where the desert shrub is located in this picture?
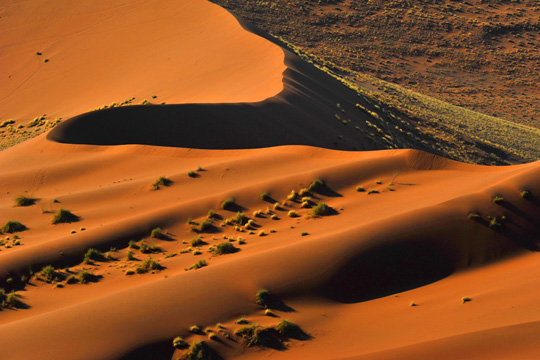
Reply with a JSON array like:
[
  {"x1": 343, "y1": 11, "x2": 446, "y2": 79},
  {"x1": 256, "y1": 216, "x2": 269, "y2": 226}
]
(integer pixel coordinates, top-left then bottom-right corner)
[
  {"x1": 520, "y1": 190, "x2": 531, "y2": 198},
  {"x1": 367, "y1": 190, "x2": 379, "y2": 195},
  {"x1": 151, "y1": 227, "x2": 164, "y2": 239},
  {"x1": 492, "y1": 195, "x2": 504, "y2": 203},
  {"x1": 78, "y1": 270, "x2": 95, "y2": 284},
  {"x1": 186, "y1": 260, "x2": 207, "y2": 271},
  {"x1": 1, "y1": 291, "x2": 22, "y2": 308},
  {"x1": 221, "y1": 197, "x2": 235, "y2": 210},
  {"x1": 181, "y1": 340, "x2": 210, "y2": 360},
  {"x1": 2, "y1": 220, "x2": 26, "y2": 233},
  {"x1": 273, "y1": 202, "x2": 280, "y2": 210},
  {"x1": 235, "y1": 324, "x2": 276, "y2": 347},
  {"x1": 125, "y1": 270, "x2": 135, "y2": 276},
  {"x1": 264, "y1": 309, "x2": 274, "y2": 316},
  {"x1": 462, "y1": 296, "x2": 472, "y2": 303},
  {"x1": 14, "y1": 195, "x2": 37, "y2": 207},
  {"x1": 236, "y1": 316, "x2": 249, "y2": 325},
  {"x1": 287, "y1": 210, "x2": 298, "y2": 218},
  {"x1": 260, "y1": 192, "x2": 270, "y2": 201},
  {"x1": 253, "y1": 210, "x2": 262, "y2": 217},
  {"x1": 65, "y1": 275, "x2": 77, "y2": 284},
  {"x1": 258, "y1": 230, "x2": 266, "y2": 237},
  {"x1": 276, "y1": 319, "x2": 301, "y2": 336},
  {"x1": 356, "y1": 186, "x2": 365, "y2": 192},
  {"x1": 310, "y1": 203, "x2": 331, "y2": 217},
  {"x1": 255, "y1": 289, "x2": 271, "y2": 307},
  {"x1": 468, "y1": 212, "x2": 480, "y2": 219},
  {"x1": 84, "y1": 248, "x2": 103, "y2": 264},
  {"x1": 40, "y1": 265, "x2": 58, "y2": 282},
  {"x1": 152, "y1": 176, "x2": 172, "y2": 190},
  {"x1": 173, "y1": 336, "x2": 187, "y2": 349},
  {"x1": 190, "y1": 237, "x2": 204, "y2": 247},
  {"x1": 126, "y1": 250, "x2": 135, "y2": 261},
  {"x1": 207, "y1": 210, "x2": 216, "y2": 218},
  {"x1": 308, "y1": 179, "x2": 324, "y2": 192},
  {"x1": 136, "y1": 258, "x2": 161, "y2": 273},
  {"x1": 190, "y1": 325, "x2": 201, "y2": 334},
  {"x1": 301, "y1": 232, "x2": 309, "y2": 236},
  {"x1": 489, "y1": 217, "x2": 502, "y2": 228},
  {"x1": 234, "y1": 212, "x2": 246, "y2": 225},
  {"x1": 298, "y1": 188, "x2": 310, "y2": 196},
  {"x1": 52, "y1": 208, "x2": 79, "y2": 224},
  {"x1": 287, "y1": 191, "x2": 297, "y2": 201},
  {"x1": 128, "y1": 240, "x2": 138, "y2": 249},
  {"x1": 208, "y1": 333, "x2": 218, "y2": 340},
  {"x1": 139, "y1": 242, "x2": 149, "y2": 253},
  {"x1": 187, "y1": 171, "x2": 197, "y2": 178},
  {"x1": 199, "y1": 220, "x2": 213, "y2": 232},
  {"x1": 212, "y1": 242, "x2": 237, "y2": 255}
]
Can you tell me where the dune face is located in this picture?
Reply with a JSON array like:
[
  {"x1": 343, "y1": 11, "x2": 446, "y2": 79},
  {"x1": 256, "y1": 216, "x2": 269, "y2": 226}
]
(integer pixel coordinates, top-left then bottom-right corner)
[{"x1": 2, "y1": 1, "x2": 540, "y2": 360}]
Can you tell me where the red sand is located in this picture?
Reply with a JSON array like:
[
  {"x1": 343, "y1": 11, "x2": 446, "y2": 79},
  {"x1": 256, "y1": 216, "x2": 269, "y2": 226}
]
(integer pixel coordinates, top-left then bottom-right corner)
[{"x1": 1, "y1": 1, "x2": 540, "y2": 359}]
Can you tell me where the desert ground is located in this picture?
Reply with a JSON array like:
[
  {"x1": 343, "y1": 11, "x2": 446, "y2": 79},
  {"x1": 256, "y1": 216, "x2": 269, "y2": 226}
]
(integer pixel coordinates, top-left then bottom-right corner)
[{"x1": 2, "y1": 1, "x2": 540, "y2": 359}]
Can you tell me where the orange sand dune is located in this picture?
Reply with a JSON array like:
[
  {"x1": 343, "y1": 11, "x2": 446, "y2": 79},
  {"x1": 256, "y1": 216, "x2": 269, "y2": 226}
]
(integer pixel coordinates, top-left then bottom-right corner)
[{"x1": 2, "y1": 0, "x2": 540, "y2": 360}]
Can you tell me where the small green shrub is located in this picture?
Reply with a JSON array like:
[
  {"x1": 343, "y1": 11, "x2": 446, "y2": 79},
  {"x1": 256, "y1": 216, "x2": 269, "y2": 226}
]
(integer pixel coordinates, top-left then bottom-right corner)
[
  {"x1": 301, "y1": 232, "x2": 309, "y2": 236},
  {"x1": 136, "y1": 258, "x2": 160, "y2": 273},
  {"x1": 276, "y1": 319, "x2": 301, "y2": 337},
  {"x1": 2, "y1": 291, "x2": 22, "y2": 308},
  {"x1": 462, "y1": 296, "x2": 472, "y2": 303},
  {"x1": 308, "y1": 179, "x2": 324, "y2": 192},
  {"x1": 14, "y1": 195, "x2": 37, "y2": 207},
  {"x1": 84, "y1": 248, "x2": 103, "y2": 264},
  {"x1": 78, "y1": 270, "x2": 95, "y2": 284},
  {"x1": 173, "y1": 336, "x2": 187, "y2": 349},
  {"x1": 2, "y1": 220, "x2": 26, "y2": 233},
  {"x1": 151, "y1": 227, "x2": 164, "y2": 239},
  {"x1": 310, "y1": 203, "x2": 331, "y2": 217},
  {"x1": 356, "y1": 186, "x2": 365, "y2": 192},
  {"x1": 260, "y1": 192, "x2": 270, "y2": 201},
  {"x1": 520, "y1": 190, "x2": 531, "y2": 199},
  {"x1": 186, "y1": 259, "x2": 207, "y2": 271},
  {"x1": 182, "y1": 340, "x2": 210, "y2": 360},
  {"x1": 287, "y1": 210, "x2": 298, "y2": 218},
  {"x1": 489, "y1": 217, "x2": 502, "y2": 228},
  {"x1": 236, "y1": 316, "x2": 249, "y2": 325},
  {"x1": 190, "y1": 325, "x2": 201, "y2": 334},
  {"x1": 468, "y1": 212, "x2": 481, "y2": 219},
  {"x1": 492, "y1": 195, "x2": 504, "y2": 204},
  {"x1": 187, "y1": 171, "x2": 197, "y2": 178},
  {"x1": 40, "y1": 265, "x2": 58, "y2": 282},
  {"x1": 207, "y1": 209, "x2": 216, "y2": 218},
  {"x1": 52, "y1": 208, "x2": 79, "y2": 224},
  {"x1": 190, "y1": 236, "x2": 204, "y2": 247},
  {"x1": 234, "y1": 212, "x2": 246, "y2": 225},
  {"x1": 212, "y1": 242, "x2": 237, "y2": 255},
  {"x1": 367, "y1": 190, "x2": 380, "y2": 195},
  {"x1": 65, "y1": 275, "x2": 77, "y2": 284},
  {"x1": 126, "y1": 250, "x2": 135, "y2": 261},
  {"x1": 221, "y1": 197, "x2": 235, "y2": 210},
  {"x1": 199, "y1": 220, "x2": 213, "y2": 232},
  {"x1": 152, "y1": 176, "x2": 172, "y2": 190},
  {"x1": 255, "y1": 289, "x2": 271, "y2": 307}
]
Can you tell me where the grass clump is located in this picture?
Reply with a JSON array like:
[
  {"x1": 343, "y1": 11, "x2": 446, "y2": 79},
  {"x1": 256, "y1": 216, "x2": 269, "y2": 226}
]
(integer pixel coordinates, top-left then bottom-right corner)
[
  {"x1": 40, "y1": 265, "x2": 58, "y2": 282},
  {"x1": 287, "y1": 210, "x2": 299, "y2": 218},
  {"x1": 520, "y1": 190, "x2": 531, "y2": 199},
  {"x1": 221, "y1": 197, "x2": 235, "y2": 210},
  {"x1": 356, "y1": 186, "x2": 365, "y2": 192},
  {"x1": 212, "y1": 242, "x2": 237, "y2": 255},
  {"x1": 489, "y1": 217, "x2": 502, "y2": 228},
  {"x1": 235, "y1": 324, "x2": 276, "y2": 347},
  {"x1": 52, "y1": 208, "x2": 79, "y2": 224},
  {"x1": 260, "y1": 192, "x2": 270, "y2": 201},
  {"x1": 308, "y1": 179, "x2": 324, "y2": 192},
  {"x1": 310, "y1": 203, "x2": 331, "y2": 217},
  {"x1": 236, "y1": 316, "x2": 249, "y2": 325},
  {"x1": 173, "y1": 336, "x2": 187, "y2": 349},
  {"x1": 65, "y1": 275, "x2": 77, "y2": 284},
  {"x1": 186, "y1": 260, "x2": 207, "y2": 271},
  {"x1": 187, "y1": 171, "x2": 197, "y2": 178},
  {"x1": 2, "y1": 220, "x2": 26, "y2": 233},
  {"x1": 301, "y1": 232, "x2": 309, "y2": 236},
  {"x1": 255, "y1": 289, "x2": 271, "y2": 307},
  {"x1": 84, "y1": 248, "x2": 103, "y2": 264},
  {"x1": 1, "y1": 290, "x2": 22, "y2": 308},
  {"x1": 152, "y1": 176, "x2": 172, "y2": 190},
  {"x1": 190, "y1": 325, "x2": 202, "y2": 334},
  {"x1": 151, "y1": 227, "x2": 165, "y2": 239},
  {"x1": 468, "y1": 212, "x2": 481, "y2": 220},
  {"x1": 462, "y1": 296, "x2": 472, "y2": 303},
  {"x1": 126, "y1": 250, "x2": 135, "y2": 261},
  {"x1": 367, "y1": 190, "x2": 380, "y2": 195},
  {"x1": 190, "y1": 236, "x2": 204, "y2": 247},
  {"x1": 14, "y1": 195, "x2": 37, "y2": 207},
  {"x1": 276, "y1": 319, "x2": 301, "y2": 337},
  {"x1": 181, "y1": 340, "x2": 210, "y2": 360},
  {"x1": 199, "y1": 219, "x2": 213, "y2": 232},
  {"x1": 136, "y1": 258, "x2": 161, "y2": 273},
  {"x1": 77, "y1": 270, "x2": 95, "y2": 284},
  {"x1": 492, "y1": 195, "x2": 504, "y2": 204},
  {"x1": 234, "y1": 212, "x2": 246, "y2": 225}
]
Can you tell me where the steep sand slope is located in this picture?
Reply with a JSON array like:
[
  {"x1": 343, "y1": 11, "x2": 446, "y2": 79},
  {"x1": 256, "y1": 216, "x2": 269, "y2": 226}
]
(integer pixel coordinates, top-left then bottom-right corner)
[
  {"x1": 2, "y1": 0, "x2": 540, "y2": 359},
  {"x1": 0, "y1": 0, "x2": 285, "y2": 122}
]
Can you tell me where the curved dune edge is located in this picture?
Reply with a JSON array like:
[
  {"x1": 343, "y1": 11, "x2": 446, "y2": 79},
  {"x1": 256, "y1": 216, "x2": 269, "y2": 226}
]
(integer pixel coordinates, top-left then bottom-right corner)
[{"x1": 0, "y1": 0, "x2": 285, "y2": 123}]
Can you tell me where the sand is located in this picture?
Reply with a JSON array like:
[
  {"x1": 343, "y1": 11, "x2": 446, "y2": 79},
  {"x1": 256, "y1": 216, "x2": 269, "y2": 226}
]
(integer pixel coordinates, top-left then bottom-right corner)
[{"x1": 1, "y1": 0, "x2": 540, "y2": 359}]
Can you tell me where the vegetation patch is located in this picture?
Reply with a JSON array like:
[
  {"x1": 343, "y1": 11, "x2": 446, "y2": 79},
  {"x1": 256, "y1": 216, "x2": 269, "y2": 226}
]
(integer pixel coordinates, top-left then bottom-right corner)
[
  {"x1": 152, "y1": 176, "x2": 172, "y2": 190},
  {"x1": 52, "y1": 208, "x2": 80, "y2": 224},
  {"x1": 14, "y1": 195, "x2": 37, "y2": 207},
  {"x1": 2, "y1": 220, "x2": 26, "y2": 233},
  {"x1": 186, "y1": 260, "x2": 207, "y2": 271},
  {"x1": 211, "y1": 242, "x2": 238, "y2": 255},
  {"x1": 136, "y1": 258, "x2": 161, "y2": 274}
]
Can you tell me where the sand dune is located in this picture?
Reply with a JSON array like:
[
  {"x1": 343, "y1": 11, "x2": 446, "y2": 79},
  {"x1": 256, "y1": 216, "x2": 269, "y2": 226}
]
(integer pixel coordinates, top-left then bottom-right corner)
[{"x1": 2, "y1": 0, "x2": 540, "y2": 359}]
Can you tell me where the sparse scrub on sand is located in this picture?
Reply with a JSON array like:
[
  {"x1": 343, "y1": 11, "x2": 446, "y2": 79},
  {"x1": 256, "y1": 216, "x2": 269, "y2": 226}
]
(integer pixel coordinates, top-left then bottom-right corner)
[
  {"x1": 1, "y1": 290, "x2": 23, "y2": 308},
  {"x1": 52, "y1": 208, "x2": 79, "y2": 224},
  {"x1": 309, "y1": 179, "x2": 324, "y2": 192},
  {"x1": 77, "y1": 270, "x2": 95, "y2": 284},
  {"x1": 260, "y1": 192, "x2": 270, "y2": 201},
  {"x1": 173, "y1": 336, "x2": 187, "y2": 349},
  {"x1": 190, "y1": 236, "x2": 204, "y2": 247},
  {"x1": 301, "y1": 232, "x2": 309, "y2": 236},
  {"x1": 212, "y1": 242, "x2": 237, "y2": 255},
  {"x1": 253, "y1": 210, "x2": 262, "y2": 217},
  {"x1": 287, "y1": 190, "x2": 297, "y2": 201},
  {"x1": 462, "y1": 297, "x2": 472, "y2": 303},
  {"x1": 310, "y1": 203, "x2": 331, "y2": 217},
  {"x1": 187, "y1": 171, "x2": 197, "y2": 178},
  {"x1": 356, "y1": 186, "x2": 365, "y2": 192},
  {"x1": 65, "y1": 275, "x2": 77, "y2": 284},
  {"x1": 207, "y1": 209, "x2": 217, "y2": 219},
  {"x1": 40, "y1": 265, "x2": 58, "y2": 282},
  {"x1": 126, "y1": 250, "x2": 135, "y2": 261},
  {"x1": 221, "y1": 197, "x2": 235, "y2": 210},
  {"x1": 152, "y1": 176, "x2": 172, "y2": 190},
  {"x1": 235, "y1": 324, "x2": 276, "y2": 347},
  {"x1": 236, "y1": 316, "x2": 249, "y2": 325},
  {"x1": 234, "y1": 212, "x2": 246, "y2": 225},
  {"x1": 199, "y1": 219, "x2": 213, "y2": 232},
  {"x1": 468, "y1": 212, "x2": 481, "y2": 220},
  {"x1": 488, "y1": 217, "x2": 502, "y2": 228},
  {"x1": 492, "y1": 195, "x2": 504, "y2": 204},
  {"x1": 14, "y1": 195, "x2": 37, "y2": 207},
  {"x1": 258, "y1": 230, "x2": 266, "y2": 237},
  {"x1": 276, "y1": 319, "x2": 301, "y2": 336},
  {"x1": 151, "y1": 227, "x2": 165, "y2": 239},
  {"x1": 181, "y1": 340, "x2": 210, "y2": 360},
  {"x1": 520, "y1": 190, "x2": 531, "y2": 199},
  {"x1": 190, "y1": 325, "x2": 202, "y2": 334},
  {"x1": 288, "y1": 210, "x2": 299, "y2": 218},
  {"x1": 136, "y1": 258, "x2": 160, "y2": 273},
  {"x1": 84, "y1": 248, "x2": 103, "y2": 264},
  {"x1": 2, "y1": 220, "x2": 26, "y2": 233},
  {"x1": 186, "y1": 259, "x2": 207, "y2": 271},
  {"x1": 255, "y1": 289, "x2": 271, "y2": 307},
  {"x1": 368, "y1": 190, "x2": 379, "y2": 195}
]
